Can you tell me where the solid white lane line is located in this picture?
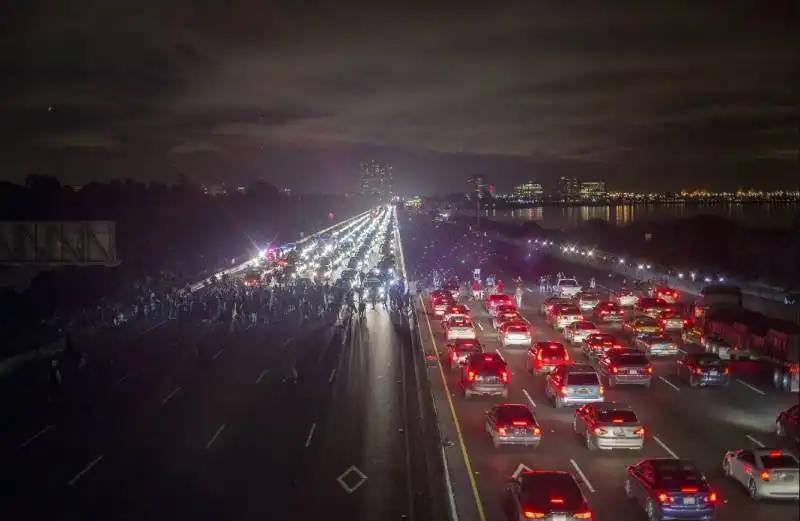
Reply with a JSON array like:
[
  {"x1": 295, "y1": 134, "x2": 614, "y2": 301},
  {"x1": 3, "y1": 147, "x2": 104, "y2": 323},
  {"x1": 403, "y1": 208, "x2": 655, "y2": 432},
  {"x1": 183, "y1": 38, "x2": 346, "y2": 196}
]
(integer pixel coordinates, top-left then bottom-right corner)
[
  {"x1": 477, "y1": 322, "x2": 484, "y2": 331},
  {"x1": 522, "y1": 389, "x2": 537, "y2": 408},
  {"x1": 653, "y1": 436, "x2": 680, "y2": 458},
  {"x1": 736, "y1": 379, "x2": 766, "y2": 396},
  {"x1": 67, "y1": 454, "x2": 104, "y2": 486},
  {"x1": 745, "y1": 434, "x2": 765, "y2": 448},
  {"x1": 205, "y1": 424, "x2": 226, "y2": 449},
  {"x1": 658, "y1": 376, "x2": 681, "y2": 392},
  {"x1": 161, "y1": 387, "x2": 182, "y2": 405},
  {"x1": 329, "y1": 368, "x2": 337, "y2": 383},
  {"x1": 213, "y1": 349, "x2": 225, "y2": 360},
  {"x1": 18, "y1": 425, "x2": 54, "y2": 449},
  {"x1": 569, "y1": 459, "x2": 596, "y2": 493},
  {"x1": 255, "y1": 369, "x2": 268, "y2": 384},
  {"x1": 495, "y1": 349, "x2": 505, "y2": 361},
  {"x1": 442, "y1": 444, "x2": 460, "y2": 521},
  {"x1": 305, "y1": 423, "x2": 317, "y2": 448}
]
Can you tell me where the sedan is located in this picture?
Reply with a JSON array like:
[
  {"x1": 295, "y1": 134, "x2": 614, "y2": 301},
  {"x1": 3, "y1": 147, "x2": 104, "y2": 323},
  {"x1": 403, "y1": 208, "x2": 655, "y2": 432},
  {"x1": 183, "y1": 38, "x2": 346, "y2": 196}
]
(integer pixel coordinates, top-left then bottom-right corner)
[
  {"x1": 564, "y1": 321, "x2": 600, "y2": 345},
  {"x1": 723, "y1": 448, "x2": 799, "y2": 500},
  {"x1": 573, "y1": 403, "x2": 645, "y2": 451},
  {"x1": 484, "y1": 404, "x2": 542, "y2": 449}
]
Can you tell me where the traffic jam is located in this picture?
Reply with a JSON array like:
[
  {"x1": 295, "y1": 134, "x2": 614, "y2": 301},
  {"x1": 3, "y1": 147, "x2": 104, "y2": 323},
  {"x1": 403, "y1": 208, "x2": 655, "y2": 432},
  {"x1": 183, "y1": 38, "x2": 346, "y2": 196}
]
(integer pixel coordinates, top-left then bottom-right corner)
[{"x1": 403, "y1": 217, "x2": 798, "y2": 521}]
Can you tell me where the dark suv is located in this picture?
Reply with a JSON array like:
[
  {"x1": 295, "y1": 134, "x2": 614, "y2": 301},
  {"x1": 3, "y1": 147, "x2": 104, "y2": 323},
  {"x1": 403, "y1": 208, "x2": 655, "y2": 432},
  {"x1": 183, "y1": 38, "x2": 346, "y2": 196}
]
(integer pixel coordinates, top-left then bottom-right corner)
[
  {"x1": 460, "y1": 353, "x2": 509, "y2": 398},
  {"x1": 507, "y1": 469, "x2": 593, "y2": 520}
]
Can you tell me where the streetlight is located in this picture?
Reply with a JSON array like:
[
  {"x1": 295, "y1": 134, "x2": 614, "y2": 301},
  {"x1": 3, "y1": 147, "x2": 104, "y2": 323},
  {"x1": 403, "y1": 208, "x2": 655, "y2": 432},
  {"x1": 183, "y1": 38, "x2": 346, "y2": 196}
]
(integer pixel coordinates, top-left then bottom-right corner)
[{"x1": 678, "y1": 272, "x2": 684, "y2": 279}]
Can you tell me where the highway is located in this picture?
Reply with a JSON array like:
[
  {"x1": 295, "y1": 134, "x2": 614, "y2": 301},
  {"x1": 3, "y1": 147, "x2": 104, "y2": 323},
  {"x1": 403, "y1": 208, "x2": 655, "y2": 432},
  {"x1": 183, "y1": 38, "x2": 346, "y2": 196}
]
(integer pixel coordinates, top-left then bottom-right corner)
[
  {"x1": 400, "y1": 214, "x2": 799, "y2": 521},
  {"x1": 1, "y1": 210, "x2": 434, "y2": 521}
]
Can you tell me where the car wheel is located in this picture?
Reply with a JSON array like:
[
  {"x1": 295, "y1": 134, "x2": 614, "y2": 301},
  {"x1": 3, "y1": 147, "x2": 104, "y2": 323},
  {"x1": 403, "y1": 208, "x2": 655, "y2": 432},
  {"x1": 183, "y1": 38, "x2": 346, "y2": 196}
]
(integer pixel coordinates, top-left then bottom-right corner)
[
  {"x1": 585, "y1": 431, "x2": 597, "y2": 451},
  {"x1": 492, "y1": 435, "x2": 500, "y2": 448},
  {"x1": 624, "y1": 479, "x2": 634, "y2": 498},
  {"x1": 748, "y1": 479, "x2": 759, "y2": 500},
  {"x1": 554, "y1": 396, "x2": 563, "y2": 409},
  {"x1": 501, "y1": 388, "x2": 509, "y2": 398},
  {"x1": 463, "y1": 388, "x2": 471, "y2": 399},
  {"x1": 722, "y1": 459, "x2": 731, "y2": 476},
  {"x1": 608, "y1": 376, "x2": 617, "y2": 388},
  {"x1": 646, "y1": 499, "x2": 659, "y2": 521},
  {"x1": 689, "y1": 377, "x2": 698, "y2": 388}
]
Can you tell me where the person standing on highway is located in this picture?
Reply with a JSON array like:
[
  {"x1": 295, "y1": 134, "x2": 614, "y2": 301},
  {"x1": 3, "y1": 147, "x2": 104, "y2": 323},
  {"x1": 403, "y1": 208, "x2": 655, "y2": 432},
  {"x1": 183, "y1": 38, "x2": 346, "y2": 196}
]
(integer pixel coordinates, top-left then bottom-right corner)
[{"x1": 515, "y1": 284, "x2": 524, "y2": 308}]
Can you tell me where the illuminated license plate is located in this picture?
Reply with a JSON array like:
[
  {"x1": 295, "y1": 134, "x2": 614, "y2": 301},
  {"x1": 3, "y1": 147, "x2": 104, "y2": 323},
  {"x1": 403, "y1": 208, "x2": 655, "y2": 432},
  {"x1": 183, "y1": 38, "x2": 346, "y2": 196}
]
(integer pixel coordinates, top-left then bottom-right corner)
[
  {"x1": 613, "y1": 428, "x2": 625, "y2": 436},
  {"x1": 709, "y1": 370, "x2": 718, "y2": 376},
  {"x1": 552, "y1": 515, "x2": 566, "y2": 521},
  {"x1": 683, "y1": 497, "x2": 696, "y2": 505},
  {"x1": 628, "y1": 370, "x2": 637, "y2": 375},
  {"x1": 578, "y1": 388, "x2": 589, "y2": 394}
]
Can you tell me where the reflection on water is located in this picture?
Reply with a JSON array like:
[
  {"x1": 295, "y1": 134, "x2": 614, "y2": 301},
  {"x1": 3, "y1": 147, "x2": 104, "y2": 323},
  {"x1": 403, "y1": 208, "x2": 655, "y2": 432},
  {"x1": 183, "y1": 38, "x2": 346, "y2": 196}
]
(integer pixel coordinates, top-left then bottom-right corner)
[{"x1": 488, "y1": 203, "x2": 798, "y2": 229}]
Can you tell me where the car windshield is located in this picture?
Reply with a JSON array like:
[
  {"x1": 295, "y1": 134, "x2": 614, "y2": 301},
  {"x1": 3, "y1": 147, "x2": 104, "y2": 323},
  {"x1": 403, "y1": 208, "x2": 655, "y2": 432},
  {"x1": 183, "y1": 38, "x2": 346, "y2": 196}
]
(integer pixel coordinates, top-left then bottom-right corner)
[{"x1": 565, "y1": 373, "x2": 599, "y2": 386}]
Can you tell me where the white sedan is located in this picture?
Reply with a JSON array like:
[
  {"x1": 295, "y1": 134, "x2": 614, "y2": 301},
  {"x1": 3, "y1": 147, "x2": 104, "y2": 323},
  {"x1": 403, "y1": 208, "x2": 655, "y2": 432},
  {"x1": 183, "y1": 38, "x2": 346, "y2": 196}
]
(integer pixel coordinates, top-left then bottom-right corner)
[
  {"x1": 445, "y1": 317, "x2": 477, "y2": 341},
  {"x1": 563, "y1": 321, "x2": 600, "y2": 345},
  {"x1": 722, "y1": 448, "x2": 800, "y2": 500}
]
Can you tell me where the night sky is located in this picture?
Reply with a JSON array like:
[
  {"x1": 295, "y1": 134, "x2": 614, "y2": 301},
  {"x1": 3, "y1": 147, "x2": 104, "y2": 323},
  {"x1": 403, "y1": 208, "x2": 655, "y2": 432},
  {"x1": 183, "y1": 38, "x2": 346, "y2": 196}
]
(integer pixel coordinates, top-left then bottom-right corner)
[{"x1": 1, "y1": 1, "x2": 797, "y2": 194}]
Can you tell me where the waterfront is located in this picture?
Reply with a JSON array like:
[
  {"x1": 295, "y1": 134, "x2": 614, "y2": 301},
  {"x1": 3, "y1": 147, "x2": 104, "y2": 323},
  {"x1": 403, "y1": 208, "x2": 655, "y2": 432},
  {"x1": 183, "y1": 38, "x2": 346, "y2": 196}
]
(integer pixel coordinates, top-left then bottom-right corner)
[{"x1": 483, "y1": 203, "x2": 799, "y2": 229}]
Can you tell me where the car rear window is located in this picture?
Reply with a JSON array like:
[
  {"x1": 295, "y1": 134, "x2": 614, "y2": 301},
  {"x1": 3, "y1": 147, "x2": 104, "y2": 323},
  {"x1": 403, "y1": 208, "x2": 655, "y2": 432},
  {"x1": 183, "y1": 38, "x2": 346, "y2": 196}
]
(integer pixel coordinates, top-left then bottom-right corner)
[
  {"x1": 653, "y1": 463, "x2": 704, "y2": 488},
  {"x1": 575, "y1": 322, "x2": 596, "y2": 330},
  {"x1": 559, "y1": 305, "x2": 581, "y2": 314},
  {"x1": 565, "y1": 373, "x2": 599, "y2": 386},
  {"x1": 520, "y1": 473, "x2": 584, "y2": 511},
  {"x1": 539, "y1": 343, "x2": 566, "y2": 356},
  {"x1": 476, "y1": 362, "x2": 505, "y2": 376},
  {"x1": 615, "y1": 354, "x2": 649, "y2": 366},
  {"x1": 592, "y1": 335, "x2": 617, "y2": 344},
  {"x1": 597, "y1": 409, "x2": 638, "y2": 424},
  {"x1": 497, "y1": 407, "x2": 535, "y2": 424},
  {"x1": 558, "y1": 280, "x2": 578, "y2": 287},
  {"x1": 694, "y1": 355, "x2": 721, "y2": 366},
  {"x1": 760, "y1": 454, "x2": 798, "y2": 469},
  {"x1": 581, "y1": 294, "x2": 599, "y2": 300},
  {"x1": 508, "y1": 324, "x2": 528, "y2": 332}
]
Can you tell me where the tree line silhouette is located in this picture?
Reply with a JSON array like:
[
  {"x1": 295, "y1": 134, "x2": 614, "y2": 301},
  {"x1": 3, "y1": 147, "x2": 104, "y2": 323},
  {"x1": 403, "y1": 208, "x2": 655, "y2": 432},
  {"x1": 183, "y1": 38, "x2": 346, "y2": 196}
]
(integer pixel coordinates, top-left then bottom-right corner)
[{"x1": 0, "y1": 174, "x2": 369, "y2": 339}]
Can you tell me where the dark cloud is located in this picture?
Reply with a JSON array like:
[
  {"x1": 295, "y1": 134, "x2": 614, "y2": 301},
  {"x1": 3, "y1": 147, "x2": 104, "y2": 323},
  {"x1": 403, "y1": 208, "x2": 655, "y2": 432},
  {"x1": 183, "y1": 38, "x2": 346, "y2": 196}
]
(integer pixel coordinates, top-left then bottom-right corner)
[{"x1": 0, "y1": 0, "x2": 797, "y2": 191}]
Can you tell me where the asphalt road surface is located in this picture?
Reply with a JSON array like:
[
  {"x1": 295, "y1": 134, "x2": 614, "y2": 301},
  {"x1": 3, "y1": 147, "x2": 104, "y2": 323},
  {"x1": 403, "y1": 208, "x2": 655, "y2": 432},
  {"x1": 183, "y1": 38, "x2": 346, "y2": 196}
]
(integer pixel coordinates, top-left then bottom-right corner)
[
  {"x1": 401, "y1": 214, "x2": 799, "y2": 521},
  {"x1": 2, "y1": 213, "x2": 432, "y2": 521}
]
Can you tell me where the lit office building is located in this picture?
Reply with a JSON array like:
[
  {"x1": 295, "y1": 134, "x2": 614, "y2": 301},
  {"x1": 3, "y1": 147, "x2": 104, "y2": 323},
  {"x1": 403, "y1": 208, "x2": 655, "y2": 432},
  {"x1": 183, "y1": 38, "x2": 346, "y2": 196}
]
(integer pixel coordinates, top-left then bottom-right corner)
[
  {"x1": 580, "y1": 181, "x2": 606, "y2": 200},
  {"x1": 359, "y1": 160, "x2": 393, "y2": 201},
  {"x1": 513, "y1": 181, "x2": 544, "y2": 201},
  {"x1": 557, "y1": 176, "x2": 580, "y2": 202},
  {"x1": 467, "y1": 175, "x2": 488, "y2": 199}
]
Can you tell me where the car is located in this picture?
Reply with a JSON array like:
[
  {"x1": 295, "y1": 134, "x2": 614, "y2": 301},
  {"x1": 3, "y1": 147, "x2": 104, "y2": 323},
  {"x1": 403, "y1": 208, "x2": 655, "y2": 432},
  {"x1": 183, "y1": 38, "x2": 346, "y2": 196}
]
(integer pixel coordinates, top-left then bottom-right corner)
[
  {"x1": 613, "y1": 289, "x2": 639, "y2": 308},
  {"x1": 651, "y1": 286, "x2": 680, "y2": 304},
  {"x1": 582, "y1": 333, "x2": 623, "y2": 359},
  {"x1": 526, "y1": 341, "x2": 572, "y2": 375},
  {"x1": 624, "y1": 315, "x2": 661, "y2": 337},
  {"x1": 429, "y1": 289, "x2": 452, "y2": 302},
  {"x1": 573, "y1": 402, "x2": 645, "y2": 451},
  {"x1": 484, "y1": 404, "x2": 542, "y2": 448},
  {"x1": 460, "y1": 353, "x2": 509, "y2": 398},
  {"x1": 548, "y1": 303, "x2": 583, "y2": 331},
  {"x1": 776, "y1": 404, "x2": 799, "y2": 444},
  {"x1": 493, "y1": 308, "x2": 522, "y2": 329},
  {"x1": 444, "y1": 280, "x2": 461, "y2": 299},
  {"x1": 540, "y1": 296, "x2": 570, "y2": 316},
  {"x1": 577, "y1": 292, "x2": 600, "y2": 311},
  {"x1": 431, "y1": 295, "x2": 455, "y2": 316},
  {"x1": 442, "y1": 303, "x2": 470, "y2": 323},
  {"x1": 499, "y1": 321, "x2": 532, "y2": 347},
  {"x1": 676, "y1": 353, "x2": 730, "y2": 387},
  {"x1": 657, "y1": 309, "x2": 685, "y2": 332},
  {"x1": 490, "y1": 303, "x2": 518, "y2": 321},
  {"x1": 597, "y1": 350, "x2": 653, "y2": 387},
  {"x1": 723, "y1": 448, "x2": 799, "y2": 500},
  {"x1": 593, "y1": 301, "x2": 624, "y2": 323},
  {"x1": 554, "y1": 278, "x2": 582, "y2": 298},
  {"x1": 701, "y1": 333, "x2": 737, "y2": 360},
  {"x1": 625, "y1": 458, "x2": 718, "y2": 521},
  {"x1": 634, "y1": 333, "x2": 681, "y2": 357},
  {"x1": 635, "y1": 297, "x2": 668, "y2": 318},
  {"x1": 545, "y1": 364, "x2": 605, "y2": 408},
  {"x1": 444, "y1": 316, "x2": 477, "y2": 341},
  {"x1": 507, "y1": 469, "x2": 593, "y2": 521},
  {"x1": 563, "y1": 321, "x2": 600, "y2": 345},
  {"x1": 484, "y1": 293, "x2": 514, "y2": 314}
]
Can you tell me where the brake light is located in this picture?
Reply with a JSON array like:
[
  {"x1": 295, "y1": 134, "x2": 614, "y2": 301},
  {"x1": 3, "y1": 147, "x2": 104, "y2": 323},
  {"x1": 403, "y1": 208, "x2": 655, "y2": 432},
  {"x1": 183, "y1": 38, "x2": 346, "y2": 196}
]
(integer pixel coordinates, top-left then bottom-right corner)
[
  {"x1": 760, "y1": 471, "x2": 770, "y2": 481},
  {"x1": 593, "y1": 427, "x2": 607, "y2": 435},
  {"x1": 707, "y1": 492, "x2": 717, "y2": 503},
  {"x1": 467, "y1": 371, "x2": 475, "y2": 381},
  {"x1": 599, "y1": 385, "x2": 604, "y2": 395},
  {"x1": 537, "y1": 351, "x2": 543, "y2": 361},
  {"x1": 484, "y1": 355, "x2": 493, "y2": 361},
  {"x1": 614, "y1": 344, "x2": 622, "y2": 349},
  {"x1": 550, "y1": 497, "x2": 564, "y2": 505},
  {"x1": 768, "y1": 450, "x2": 783, "y2": 456},
  {"x1": 512, "y1": 421, "x2": 528, "y2": 426},
  {"x1": 501, "y1": 371, "x2": 508, "y2": 383},
  {"x1": 523, "y1": 511, "x2": 544, "y2": 519},
  {"x1": 532, "y1": 426, "x2": 541, "y2": 436},
  {"x1": 680, "y1": 487, "x2": 698, "y2": 493},
  {"x1": 452, "y1": 353, "x2": 458, "y2": 362},
  {"x1": 657, "y1": 493, "x2": 671, "y2": 503},
  {"x1": 611, "y1": 366, "x2": 618, "y2": 374},
  {"x1": 723, "y1": 367, "x2": 729, "y2": 375},
  {"x1": 574, "y1": 512, "x2": 592, "y2": 519},
  {"x1": 564, "y1": 352, "x2": 571, "y2": 362},
  {"x1": 613, "y1": 419, "x2": 624, "y2": 424},
  {"x1": 561, "y1": 386, "x2": 569, "y2": 395},
  {"x1": 647, "y1": 366, "x2": 653, "y2": 374},
  {"x1": 497, "y1": 426, "x2": 507, "y2": 435},
  {"x1": 634, "y1": 427, "x2": 645, "y2": 436},
  {"x1": 695, "y1": 367, "x2": 703, "y2": 375}
]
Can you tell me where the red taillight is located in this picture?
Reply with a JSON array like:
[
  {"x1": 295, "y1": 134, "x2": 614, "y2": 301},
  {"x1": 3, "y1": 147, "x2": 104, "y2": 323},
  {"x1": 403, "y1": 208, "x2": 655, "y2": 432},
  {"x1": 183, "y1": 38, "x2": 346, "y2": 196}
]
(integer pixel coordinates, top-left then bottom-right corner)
[
  {"x1": 501, "y1": 371, "x2": 508, "y2": 383},
  {"x1": 611, "y1": 366, "x2": 618, "y2": 374},
  {"x1": 760, "y1": 471, "x2": 770, "y2": 481},
  {"x1": 497, "y1": 426, "x2": 507, "y2": 435},
  {"x1": 574, "y1": 512, "x2": 592, "y2": 519},
  {"x1": 768, "y1": 450, "x2": 783, "y2": 456},
  {"x1": 467, "y1": 371, "x2": 475, "y2": 381},
  {"x1": 536, "y1": 351, "x2": 543, "y2": 361},
  {"x1": 707, "y1": 492, "x2": 718, "y2": 503},
  {"x1": 523, "y1": 511, "x2": 544, "y2": 519},
  {"x1": 695, "y1": 367, "x2": 703, "y2": 375},
  {"x1": 613, "y1": 419, "x2": 624, "y2": 424},
  {"x1": 680, "y1": 487, "x2": 698, "y2": 493},
  {"x1": 512, "y1": 421, "x2": 528, "y2": 426},
  {"x1": 532, "y1": 426, "x2": 541, "y2": 436},
  {"x1": 564, "y1": 352, "x2": 571, "y2": 362},
  {"x1": 723, "y1": 367, "x2": 729, "y2": 375},
  {"x1": 599, "y1": 385, "x2": 604, "y2": 395},
  {"x1": 452, "y1": 353, "x2": 458, "y2": 362},
  {"x1": 550, "y1": 497, "x2": 564, "y2": 505},
  {"x1": 634, "y1": 427, "x2": 645, "y2": 436},
  {"x1": 593, "y1": 427, "x2": 607, "y2": 435},
  {"x1": 647, "y1": 366, "x2": 653, "y2": 374},
  {"x1": 657, "y1": 493, "x2": 671, "y2": 503}
]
